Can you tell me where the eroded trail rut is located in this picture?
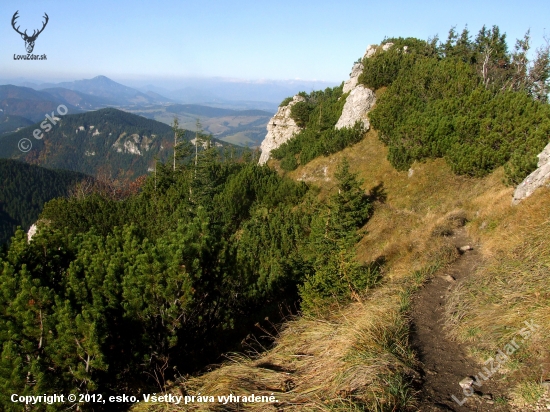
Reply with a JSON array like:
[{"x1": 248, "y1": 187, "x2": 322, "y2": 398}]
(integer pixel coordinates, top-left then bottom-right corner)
[{"x1": 410, "y1": 229, "x2": 510, "y2": 411}]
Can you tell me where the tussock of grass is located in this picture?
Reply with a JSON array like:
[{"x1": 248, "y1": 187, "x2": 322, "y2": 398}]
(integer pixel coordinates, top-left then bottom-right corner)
[{"x1": 133, "y1": 130, "x2": 550, "y2": 411}]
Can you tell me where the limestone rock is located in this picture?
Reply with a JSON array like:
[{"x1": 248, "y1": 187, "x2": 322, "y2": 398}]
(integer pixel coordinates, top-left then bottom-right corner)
[
  {"x1": 364, "y1": 44, "x2": 377, "y2": 59},
  {"x1": 459, "y1": 377, "x2": 474, "y2": 389},
  {"x1": 512, "y1": 142, "x2": 550, "y2": 204},
  {"x1": 258, "y1": 44, "x2": 391, "y2": 164},
  {"x1": 342, "y1": 45, "x2": 380, "y2": 94},
  {"x1": 27, "y1": 224, "x2": 37, "y2": 242},
  {"x1": 335, "y1": 85, "x2": 375, "y2": 130},
  {"x1": 343, "y1": 62, "x2": 364, "y2": 94},
  {"x1": 258, "y1": 95, "x2": 305, "y2": 165},
  {"x1": 442, "y1": 275, "x2": 456, "y2": 282}
]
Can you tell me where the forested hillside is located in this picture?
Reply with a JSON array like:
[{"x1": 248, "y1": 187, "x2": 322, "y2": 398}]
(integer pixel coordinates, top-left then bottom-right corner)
[
  {"x1": 129, "y1": 104, "x2": 273, "y2": 147},
  {"x1": 0, "y1": 85, "x2": 83, "y2": 123},
  {"x1": 0, "y1": 124, "x2": 374, "y2": 410},
  {"x1": 0, "y1": 159, "x2": 87, "y2": 246},
  {"x1": 0, "y1": 108, "x2": 232, "y2": 179},
  {"x1": 0, "y1": 114, "x2": 34, "y2": 135}
]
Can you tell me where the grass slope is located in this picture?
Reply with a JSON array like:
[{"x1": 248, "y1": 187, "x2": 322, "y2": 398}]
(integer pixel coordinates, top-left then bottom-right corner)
[{"x1": 132, "y1": 129, "x2": 550, "y2": 410}]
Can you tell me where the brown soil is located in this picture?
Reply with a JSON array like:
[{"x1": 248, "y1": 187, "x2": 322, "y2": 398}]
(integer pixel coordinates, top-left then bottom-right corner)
[{"x1": 410, "y1": 228, "x2": 511, "y2": 411}]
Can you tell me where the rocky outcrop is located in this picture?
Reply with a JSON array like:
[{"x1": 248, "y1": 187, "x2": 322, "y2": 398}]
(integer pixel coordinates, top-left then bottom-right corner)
[
  {"x1": 343, "y1": 62, "x2": 364, "y2": 94},
  {"x1": 258, "y1": 43, "x2": 393, "y2": 164},
  {"x1": 512, "y1": 142, "x2": 550, "y2": 204},
  {"x1": 335, "y1": 85, "x2": 375, "y2": 130},
  {"x1": 258, "y1": 95, "x2": 305, "y2": 165},
  {"x1": 112, "y1": 133, "x2": 153, "y2": 156},
  {"x1": 335, "y1": 45, "x2": 381, "y2": 131},
  {"x1": 364, "y1": 44, "x2": 377, "y2": 59},
  {"x1": 27, "y1": 224, "x2": 37, "y2": 242}
]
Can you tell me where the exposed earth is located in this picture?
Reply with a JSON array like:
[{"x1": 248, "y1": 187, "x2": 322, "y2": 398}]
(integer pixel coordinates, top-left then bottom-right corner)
[{"x1": 411, "y1": 229, "x2": 511, "y2": 411}]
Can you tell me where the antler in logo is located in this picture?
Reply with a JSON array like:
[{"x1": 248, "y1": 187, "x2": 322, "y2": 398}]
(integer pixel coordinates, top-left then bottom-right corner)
[{"x1": 11, "y1": 11, "x2": 49, "y2": 53}]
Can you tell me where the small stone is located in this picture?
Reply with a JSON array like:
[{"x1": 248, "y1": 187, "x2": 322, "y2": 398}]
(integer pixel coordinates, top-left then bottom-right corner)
[
  {"x1": 459, "y1": 377, "x2": 474, "y2": 389},
  {"x1": 442, "y1": 275, "x2": 456, "y2": 282},
  {"x1": 482, "y1": 394, "x2": 493, "y2": 400},
  {"x1": 542, "y1": 381, "x2": 550, "y2": 390},
  {"x1": 408, "y1": 168, "x2": 414, "y2": 178},
  {"x1": 426, "y1": 369, "x2": 438, "y2": 375},
  {"x1": 459, "y1": 245, "x2": 473, "y2": 252},
  {"x1": 486, "y1": 400, "x2": 494, "y2": 404}
]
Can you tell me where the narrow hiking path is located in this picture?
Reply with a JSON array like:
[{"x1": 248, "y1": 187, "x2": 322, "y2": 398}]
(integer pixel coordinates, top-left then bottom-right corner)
[{"x1": 410, "y1": 228, "x2": 511, "y2": 411}]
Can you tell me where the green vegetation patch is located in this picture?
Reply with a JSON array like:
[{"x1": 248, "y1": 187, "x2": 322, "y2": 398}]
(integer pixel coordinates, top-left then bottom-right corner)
[
  {"x1": 271, "y1": 87, "x2": 366, "y2": 171},
  {"x1": 362, "y1": 28, "x2": 550, "y2": 184}
]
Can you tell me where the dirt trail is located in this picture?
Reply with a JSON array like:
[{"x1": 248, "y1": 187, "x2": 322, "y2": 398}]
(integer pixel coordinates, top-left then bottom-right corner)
[{"x1": 410, "y1": 228, "x2": 510, "y2": 411}]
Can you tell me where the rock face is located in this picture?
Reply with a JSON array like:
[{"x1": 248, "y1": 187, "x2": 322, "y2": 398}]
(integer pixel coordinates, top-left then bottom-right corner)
[
  {"x1": 512, "y1": 142, "x2": 550, "y2": 204},
  {"x1": 335, "y1": 85, "x2": 376, "y2": 130},
  {"x1": 364, "y1": 44, "x2": 377, "y2": 59},
  {"x1": 343, "y1": 62, "x2": 364, "y2": 94},
  {"x1": 335, "y1": 45, "x2": 380, "y2": 131},
  {"x1": 258, "y1": 95, "x2": 305, "y2": 165},
  {"x1": 27, "y1": 224, "x2": 37, "y2": 242},
  {"x1": 257, "y1": 43, "x2": 392, "y2": 164}
]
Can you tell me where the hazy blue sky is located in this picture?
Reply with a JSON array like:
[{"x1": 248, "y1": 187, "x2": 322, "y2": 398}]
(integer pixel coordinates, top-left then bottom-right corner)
[{"x1": 1, "y1": 0, "x2": 549, "y2": 85}]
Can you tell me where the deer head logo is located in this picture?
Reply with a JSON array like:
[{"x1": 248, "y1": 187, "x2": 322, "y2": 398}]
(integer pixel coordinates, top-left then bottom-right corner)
[{"x1": 11, "y1": 11, "x2": 49, "y2": 54}]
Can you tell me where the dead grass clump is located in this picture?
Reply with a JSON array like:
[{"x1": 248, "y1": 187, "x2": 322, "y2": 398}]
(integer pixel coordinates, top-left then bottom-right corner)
[{"x1": 430, "y1": 210, "x2": 469, "y2": 238}]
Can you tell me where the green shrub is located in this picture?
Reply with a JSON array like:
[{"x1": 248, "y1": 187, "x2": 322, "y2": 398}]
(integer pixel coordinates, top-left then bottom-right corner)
[
  {"x1": 280, "y1": 154, "x2": 298, "y2": 171},
  {"x1": 271, "y1": 86, "x2": 368, "y2": 169},
  {"x1": 358, "y1": 37, "x2": 438, "y2": 89},
  {"x1": 367, "y1": 27, "x2": 550, "y2": 184},
  {"x1": 299, "y1": 159, "x2": 378, "y2": 315},
  {"x1": 279, "y1": 96, "x2": 293, "y2": 107},
  {"x1": 290, "y1": 101, "x2": 314, "y2": 128}
]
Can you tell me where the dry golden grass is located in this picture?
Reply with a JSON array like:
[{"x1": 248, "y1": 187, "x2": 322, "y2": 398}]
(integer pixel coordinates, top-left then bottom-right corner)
[
  {"x1": 444, "y1": 187, "x2": 550, "y2": 407},
  {"x1": 133, "y1": 131, "x2": 549, "y2": 411}
]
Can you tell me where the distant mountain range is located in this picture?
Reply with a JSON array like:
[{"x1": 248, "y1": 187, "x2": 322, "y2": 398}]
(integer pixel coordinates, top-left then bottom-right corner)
[
  {"x1": 38, "y1": 76, "x2": 173, "y2": 106},
  {"x1": 137, "y1": 78, "x2": 338, "y2": 111},
  {"x1": 0, "y1": 77, "x2": 276, "y2": 147},
  {"x1": 0, "y1": 108, "x2": 231, "y2": 179},
  {"x1": 7, "y1": 76, "x2": 172, "y2": 109},
  {"x1": 0, "y1": 85, "x2": 84, "y2": 123},
  {"x1": 4, "y1": 75, "x2": 339, "y2": 110}
]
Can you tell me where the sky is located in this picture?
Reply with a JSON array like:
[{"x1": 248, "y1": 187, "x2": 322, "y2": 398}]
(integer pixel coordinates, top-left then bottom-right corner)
[{"x1": 1, "y1": 0, "x2": 549, "y2": 87}]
